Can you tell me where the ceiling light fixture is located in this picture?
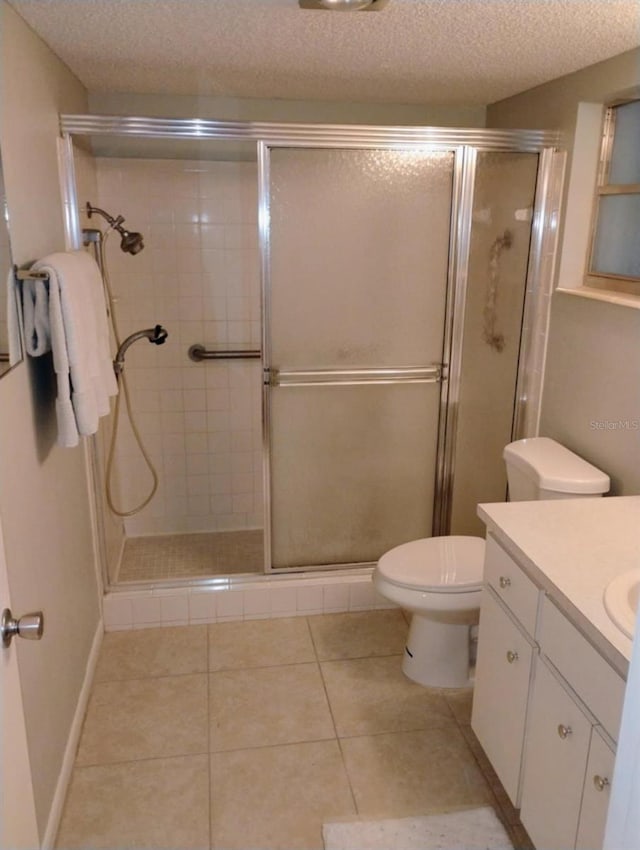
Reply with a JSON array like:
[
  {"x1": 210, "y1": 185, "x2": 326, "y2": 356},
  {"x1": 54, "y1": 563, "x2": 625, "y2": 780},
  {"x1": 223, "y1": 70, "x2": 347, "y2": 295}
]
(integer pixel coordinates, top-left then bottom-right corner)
[
  {"x1": 299, "y1": 0, "x2": 389, "y2": 11},
  {"x1": 319, "y1": 0, "x2": 375, "y2": 9}
]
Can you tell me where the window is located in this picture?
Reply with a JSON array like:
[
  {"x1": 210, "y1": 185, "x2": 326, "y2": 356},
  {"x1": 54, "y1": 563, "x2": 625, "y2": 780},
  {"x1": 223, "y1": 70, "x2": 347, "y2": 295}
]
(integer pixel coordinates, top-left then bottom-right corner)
[{"x1": 586, "y1": 99, "x2": 640, "y2": 295}]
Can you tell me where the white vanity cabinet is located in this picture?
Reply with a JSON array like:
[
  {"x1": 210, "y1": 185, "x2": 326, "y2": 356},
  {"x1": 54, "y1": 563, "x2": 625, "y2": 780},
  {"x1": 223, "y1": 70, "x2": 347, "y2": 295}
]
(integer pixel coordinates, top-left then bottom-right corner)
[
  {"x1": 472, "y1": 532, "x2": 626, "y2": 850},
  {"x1": 471, "y1": 536, "x2": 539, "y2": 805},
  {"x1": 520, "y1": 659, "x2": 593, "y2": 849},
  {"x1": 576, "y1": 727, "x2": 616, "y2": 850},
  {"x1": 520, "y1": 595, "x2": 623, "y2": 850}
]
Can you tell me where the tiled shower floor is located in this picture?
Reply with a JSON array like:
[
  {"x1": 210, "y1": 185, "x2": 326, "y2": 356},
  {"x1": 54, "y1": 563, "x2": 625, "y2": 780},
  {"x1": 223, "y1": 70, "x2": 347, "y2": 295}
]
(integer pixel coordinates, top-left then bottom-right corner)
[
  {"x1": 117, "y1": 530, "x2": 264, "y2": 582},
  {"x1": 56, "y1": 610, "x2": 534, "y2": 849}
]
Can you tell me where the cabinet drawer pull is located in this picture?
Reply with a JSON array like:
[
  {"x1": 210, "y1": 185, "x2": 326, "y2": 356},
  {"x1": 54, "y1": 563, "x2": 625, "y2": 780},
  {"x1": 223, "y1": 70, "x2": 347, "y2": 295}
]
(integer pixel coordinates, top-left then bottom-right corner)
[
  {"x1": 593, "y1": 775, "x2": 610, "y2": 792},
  {"x1": 499, "y1": 576, "x2": 511, "y2": 589},
  {"x1": 506, "y1": 650, "x2": 519, "y2": 664},
  {"x1": 557, "y1": 724, "x2": 572, "y2": 739}
]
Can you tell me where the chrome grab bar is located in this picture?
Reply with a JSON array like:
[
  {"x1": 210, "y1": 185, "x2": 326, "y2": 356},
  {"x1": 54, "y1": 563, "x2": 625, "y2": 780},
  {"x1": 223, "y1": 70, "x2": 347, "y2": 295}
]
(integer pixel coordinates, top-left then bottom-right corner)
[
  {"x1": 268, "y1": 365, "x2": 442, "y2": 387},
  {"x1": 188, "y1": 344, "x2": 261, "y2": 362}
]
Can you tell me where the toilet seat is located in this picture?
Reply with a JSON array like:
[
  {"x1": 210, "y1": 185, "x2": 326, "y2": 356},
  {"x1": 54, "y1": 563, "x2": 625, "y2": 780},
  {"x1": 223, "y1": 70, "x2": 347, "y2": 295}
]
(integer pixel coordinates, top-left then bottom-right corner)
[{"x1": 376, "y1": 536, "x2": 485, "y2": 593}]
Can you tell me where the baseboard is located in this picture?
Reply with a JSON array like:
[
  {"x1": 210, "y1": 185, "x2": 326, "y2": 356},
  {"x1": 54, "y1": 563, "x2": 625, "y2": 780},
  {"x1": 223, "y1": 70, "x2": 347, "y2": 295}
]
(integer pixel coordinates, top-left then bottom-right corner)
[{"x1": 42, "y1": 618, "x2": 103, "y2": 849}]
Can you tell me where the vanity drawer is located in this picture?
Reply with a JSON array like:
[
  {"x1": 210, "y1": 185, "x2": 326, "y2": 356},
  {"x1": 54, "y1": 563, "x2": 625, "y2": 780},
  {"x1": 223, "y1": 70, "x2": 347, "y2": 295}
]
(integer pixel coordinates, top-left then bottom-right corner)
[
  {"x1": 484, "y1": 534, "x2": 540, "y2": 636},
  {"x1": 539, "y1": 596, "x2": 625, "y2": 741}
]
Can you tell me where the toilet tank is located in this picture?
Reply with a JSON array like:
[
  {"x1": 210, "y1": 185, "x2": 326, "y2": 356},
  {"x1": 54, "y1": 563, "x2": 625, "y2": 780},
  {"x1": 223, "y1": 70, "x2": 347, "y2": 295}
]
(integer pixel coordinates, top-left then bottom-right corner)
[{"x1": 503, "y1": 437, "x2": 610, "y2": 501}]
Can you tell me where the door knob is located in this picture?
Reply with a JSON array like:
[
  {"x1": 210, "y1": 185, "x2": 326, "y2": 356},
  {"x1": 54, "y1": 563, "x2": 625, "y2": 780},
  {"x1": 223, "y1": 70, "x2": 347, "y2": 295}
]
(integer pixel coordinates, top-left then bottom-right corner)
[
  {"x1": 593, "y1": 775, "x2": 610, "y2": 792},
  {"x1": 1, "y1": 608, "x2": 44, "y2": 647}
]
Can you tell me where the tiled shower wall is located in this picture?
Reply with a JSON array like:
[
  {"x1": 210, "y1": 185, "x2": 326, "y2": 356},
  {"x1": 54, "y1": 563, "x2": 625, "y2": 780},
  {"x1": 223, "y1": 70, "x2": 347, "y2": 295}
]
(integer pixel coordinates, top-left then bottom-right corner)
[{"x1": 95, "y1": 157, "x2": 263, "y2": 537}]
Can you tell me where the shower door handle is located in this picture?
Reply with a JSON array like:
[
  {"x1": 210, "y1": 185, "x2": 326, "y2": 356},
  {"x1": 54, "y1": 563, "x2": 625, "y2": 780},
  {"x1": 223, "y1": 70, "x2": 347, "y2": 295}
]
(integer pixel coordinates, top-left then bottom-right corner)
[{"x1": 267, "y1": 365, "x2": 442, "y2": 387}]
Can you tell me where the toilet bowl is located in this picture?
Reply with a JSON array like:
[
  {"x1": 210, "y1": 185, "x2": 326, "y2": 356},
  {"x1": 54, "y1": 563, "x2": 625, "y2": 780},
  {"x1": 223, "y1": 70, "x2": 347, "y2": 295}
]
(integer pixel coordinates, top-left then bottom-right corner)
[
  {"x1": 374, "y1": 536, "x2": 484, "y2": 688},
  {"x1": 374, "y1": 437, "x2": 610, "y2": 690}
]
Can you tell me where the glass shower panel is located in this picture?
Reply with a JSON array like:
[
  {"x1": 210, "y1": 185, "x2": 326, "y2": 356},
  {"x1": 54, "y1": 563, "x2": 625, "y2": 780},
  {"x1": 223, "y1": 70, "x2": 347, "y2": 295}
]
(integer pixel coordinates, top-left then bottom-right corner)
[
  {"x1": 270, "y1": 383, "x2": 441, "y2": 568},
  {"x1": 449, "y1": 151, "x2": 539, "y2": 537},
  {"x1": 266, "y1": 147, "x2": 454, "y2": 569}
]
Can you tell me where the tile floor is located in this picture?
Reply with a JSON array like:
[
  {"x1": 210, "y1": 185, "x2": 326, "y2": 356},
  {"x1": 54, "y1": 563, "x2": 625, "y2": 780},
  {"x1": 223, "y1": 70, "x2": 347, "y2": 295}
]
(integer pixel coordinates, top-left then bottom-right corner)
[
  {"x1": 118, "y1": 530, "x2": 264, "y2": 582},
  {"x1": 56, "y1": 610, "x2": 533, "y2": 850}
]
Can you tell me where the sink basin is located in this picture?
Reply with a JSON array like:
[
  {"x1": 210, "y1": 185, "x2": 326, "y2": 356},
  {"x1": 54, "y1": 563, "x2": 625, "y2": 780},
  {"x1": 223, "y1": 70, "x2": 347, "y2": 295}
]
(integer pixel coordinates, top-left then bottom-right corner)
[{"x1": 604, "y1": 569, "x2": 640, "y2": 639}]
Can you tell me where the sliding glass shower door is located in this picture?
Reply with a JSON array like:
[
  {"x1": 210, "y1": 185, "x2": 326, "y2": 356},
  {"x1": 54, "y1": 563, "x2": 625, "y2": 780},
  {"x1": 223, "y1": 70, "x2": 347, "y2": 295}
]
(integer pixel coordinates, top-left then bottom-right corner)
[{"x1": 263, "y1": 146, "x2": 455, "y2": 570}]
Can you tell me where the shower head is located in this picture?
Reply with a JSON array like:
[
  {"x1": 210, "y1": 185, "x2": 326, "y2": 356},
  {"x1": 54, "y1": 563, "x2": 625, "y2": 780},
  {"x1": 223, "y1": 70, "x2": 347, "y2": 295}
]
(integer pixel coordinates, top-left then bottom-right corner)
[
  {"x1": 86, "y1": 202, "x2": 145, "y2": 254},
  {"x1": 119, "y1": 229, "x2": 144, "y2": 255}
]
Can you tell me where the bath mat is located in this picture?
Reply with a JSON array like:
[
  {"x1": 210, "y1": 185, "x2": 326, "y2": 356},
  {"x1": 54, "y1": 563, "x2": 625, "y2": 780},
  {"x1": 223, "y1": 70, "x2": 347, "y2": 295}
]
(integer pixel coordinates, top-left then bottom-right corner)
[{"x1": 323, "y1": 806, "x2": 513, "y2": 849}]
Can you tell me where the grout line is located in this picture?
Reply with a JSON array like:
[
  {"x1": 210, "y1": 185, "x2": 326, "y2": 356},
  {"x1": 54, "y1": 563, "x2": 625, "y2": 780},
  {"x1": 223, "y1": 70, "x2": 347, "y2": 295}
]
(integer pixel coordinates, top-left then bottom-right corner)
[
  {"x1": 308, "y1": 617, "x2": 360, "y2": 816},
  {"x1": 93, "y1": 669, "x2": 209, "y2": 685},
  {"x1": 208, "y1": 659, "x2": 320, "y2": 677},
  {"x1": 209, "y1": 733, "x2": 340, "y2": 757},
  {"x1": 334, "y1": 718, "x2": 459, "y2": 741},
  {"x1": 318, "y1": 651, "x2": 405, "y2": 664},
  {"x1": 206, "y1": 623, "x2": 213, "y2": 850},
  {"x1": 75, "y1": 750, "x2": 210, "y2": 771}
]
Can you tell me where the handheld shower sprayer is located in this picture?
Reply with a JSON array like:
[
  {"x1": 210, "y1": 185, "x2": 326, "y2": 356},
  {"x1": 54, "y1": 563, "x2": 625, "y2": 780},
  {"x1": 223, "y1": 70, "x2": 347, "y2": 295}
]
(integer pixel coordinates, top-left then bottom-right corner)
[
  {"x1": 114, "y1": 325, "x2": 169, "y2": 376},
  {"x1": 86, "y1": 202, "x2": 145, "y2": 255}
]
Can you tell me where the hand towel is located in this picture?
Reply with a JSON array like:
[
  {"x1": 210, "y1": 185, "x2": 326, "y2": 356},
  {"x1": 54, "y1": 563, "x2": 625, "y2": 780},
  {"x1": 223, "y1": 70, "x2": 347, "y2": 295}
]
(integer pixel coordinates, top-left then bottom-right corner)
[
  {"x1": 21, "y1": 273, "x2": 50, "y2": 356},
  {"x1": 26, "y1": 251, "x2": 118, "y2": 447}
]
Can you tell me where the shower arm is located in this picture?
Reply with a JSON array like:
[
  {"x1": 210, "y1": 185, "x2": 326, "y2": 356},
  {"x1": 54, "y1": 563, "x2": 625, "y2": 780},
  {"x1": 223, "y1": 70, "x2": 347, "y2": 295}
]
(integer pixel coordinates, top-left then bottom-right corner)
[{"x1": 86, "y1": 203, "x2": 124, "y2": 230}]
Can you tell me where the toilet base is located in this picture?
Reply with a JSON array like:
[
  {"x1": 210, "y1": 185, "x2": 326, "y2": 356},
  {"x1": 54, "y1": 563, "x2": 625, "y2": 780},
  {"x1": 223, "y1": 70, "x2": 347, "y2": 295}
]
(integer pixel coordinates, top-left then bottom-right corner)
[{"x1": 402, "y1": 613, "x2": 472, "y2": 688}]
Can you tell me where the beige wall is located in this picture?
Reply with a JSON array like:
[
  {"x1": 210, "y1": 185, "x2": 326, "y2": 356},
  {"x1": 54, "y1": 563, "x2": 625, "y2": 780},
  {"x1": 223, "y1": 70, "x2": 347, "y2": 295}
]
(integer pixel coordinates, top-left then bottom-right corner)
[
  {"x1": 487, "y1": 48, "x2": 639, "y2": 135},
  {"x1": 0, "y1": 2, "x2": 101, "y2": 841},
  {"x1": 487, "y1": 50, "x2": 640, "y2": 495},
  {"x1": 90, "y1": 90, "x2": 487, "y2": 128}
]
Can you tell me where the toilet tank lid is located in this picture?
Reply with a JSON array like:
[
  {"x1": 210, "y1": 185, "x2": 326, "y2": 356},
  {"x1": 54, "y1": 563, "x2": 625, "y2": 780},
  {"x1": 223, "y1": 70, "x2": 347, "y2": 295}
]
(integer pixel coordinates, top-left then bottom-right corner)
[{"x1": 503, "y1": 437, "x2": 610, "y2": 494}]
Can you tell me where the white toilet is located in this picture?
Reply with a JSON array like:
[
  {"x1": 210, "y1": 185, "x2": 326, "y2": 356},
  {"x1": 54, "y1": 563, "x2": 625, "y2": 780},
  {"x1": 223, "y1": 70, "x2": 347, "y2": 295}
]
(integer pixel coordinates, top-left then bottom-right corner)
[{"x1": 373, "y1": 437, "x2": 610, "y2": 688}]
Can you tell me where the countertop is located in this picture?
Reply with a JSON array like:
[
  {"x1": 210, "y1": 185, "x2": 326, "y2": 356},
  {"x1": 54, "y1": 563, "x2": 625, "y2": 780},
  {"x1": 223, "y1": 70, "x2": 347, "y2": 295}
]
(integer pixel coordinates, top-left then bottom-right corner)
[{"x1": 478, "y1": 495, "x2": 640, "y2": 678}]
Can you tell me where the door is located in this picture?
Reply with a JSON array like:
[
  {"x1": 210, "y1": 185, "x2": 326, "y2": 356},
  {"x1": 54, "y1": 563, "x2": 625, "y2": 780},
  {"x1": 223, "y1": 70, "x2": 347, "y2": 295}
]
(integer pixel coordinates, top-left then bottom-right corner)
[
  {"x1": 262, "y1": 146, "x2": 455, "y2": 570},
  {"x1": 0, "y1": 517, "x2": 39, "y2": 850}
]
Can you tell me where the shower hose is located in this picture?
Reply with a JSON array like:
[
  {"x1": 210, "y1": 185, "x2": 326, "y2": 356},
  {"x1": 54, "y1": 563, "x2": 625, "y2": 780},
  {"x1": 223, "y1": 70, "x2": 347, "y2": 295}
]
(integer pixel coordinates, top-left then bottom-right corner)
[{"x1": 100, "y1": 229, "x2": 160, "y2": 517}]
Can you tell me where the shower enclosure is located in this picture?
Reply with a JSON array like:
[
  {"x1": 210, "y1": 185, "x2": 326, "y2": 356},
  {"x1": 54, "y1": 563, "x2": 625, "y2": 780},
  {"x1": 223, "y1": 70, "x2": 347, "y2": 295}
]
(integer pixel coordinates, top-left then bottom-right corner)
[{"x1": 58, "y1": 117, "x2": 561, "y2": 588}]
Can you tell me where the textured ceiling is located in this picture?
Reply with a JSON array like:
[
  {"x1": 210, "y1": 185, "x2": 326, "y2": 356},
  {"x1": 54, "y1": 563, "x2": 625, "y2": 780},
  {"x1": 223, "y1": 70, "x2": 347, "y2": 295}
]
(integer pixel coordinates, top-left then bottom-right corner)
[{"x1": 8, "y1": 0, "x2": 640, "y2": 106}]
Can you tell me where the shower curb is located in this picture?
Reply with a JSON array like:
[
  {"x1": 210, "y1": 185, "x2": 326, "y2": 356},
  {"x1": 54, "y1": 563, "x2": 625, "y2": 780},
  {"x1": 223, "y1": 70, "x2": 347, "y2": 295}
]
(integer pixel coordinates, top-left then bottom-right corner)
[{"x1": 102, "y1": 568, "x2": 396, "y2": 631}]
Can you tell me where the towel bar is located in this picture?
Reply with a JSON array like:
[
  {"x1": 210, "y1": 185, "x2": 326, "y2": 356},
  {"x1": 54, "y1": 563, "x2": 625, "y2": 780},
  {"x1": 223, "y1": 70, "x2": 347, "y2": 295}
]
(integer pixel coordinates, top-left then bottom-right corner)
[{"x1": 14, "y1": 266, "x2": 50, "y2": 282}]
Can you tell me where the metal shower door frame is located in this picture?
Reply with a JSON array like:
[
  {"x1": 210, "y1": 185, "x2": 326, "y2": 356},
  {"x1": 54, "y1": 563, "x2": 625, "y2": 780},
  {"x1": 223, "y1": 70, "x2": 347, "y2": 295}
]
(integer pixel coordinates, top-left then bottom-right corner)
[
  {"x1": 58, "y1": 114, "x2": 560, "y2": 587},
  {"x1": 258, "y1": 139, "x2": 471, "y2": 572}
]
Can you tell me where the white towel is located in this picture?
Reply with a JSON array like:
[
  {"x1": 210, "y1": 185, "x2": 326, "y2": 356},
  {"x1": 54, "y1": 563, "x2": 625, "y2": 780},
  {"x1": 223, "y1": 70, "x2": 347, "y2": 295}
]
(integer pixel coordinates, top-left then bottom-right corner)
[
  {"x1": 21, "y1": 273, "x2": 50, "y2": 356},
  {"x1": 23, "y1": 251, "x2": 118, "y2": 448}
]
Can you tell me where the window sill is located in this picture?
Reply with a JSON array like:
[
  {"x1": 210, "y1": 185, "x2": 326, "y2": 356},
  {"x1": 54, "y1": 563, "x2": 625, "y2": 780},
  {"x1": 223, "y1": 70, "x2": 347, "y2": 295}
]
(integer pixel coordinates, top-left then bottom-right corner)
[{"x1": 556, "y1": 285, "x2": 640, "y2": 311}]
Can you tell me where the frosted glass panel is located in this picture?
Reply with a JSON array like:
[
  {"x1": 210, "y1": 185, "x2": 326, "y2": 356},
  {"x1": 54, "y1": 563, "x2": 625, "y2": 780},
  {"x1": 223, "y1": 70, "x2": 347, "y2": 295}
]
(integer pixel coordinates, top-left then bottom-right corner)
[
  {"x1": 609, "y1": 101, "x2": 640, "y2": 185},
  {"x1": 591, "y1": 194, "x2": 640, "y2": 279},
  {"x1": 270, "y1": 149, "x2": 453, "y2": 367},
  {"x1": 450, "y1": 152, "x2": 539, "y2": 536},
  {"x1": 267, "y1": 147, "x2": 453, "y2": 569},
  {"x1": 270, "y1": 384, "x2": 440, "y2": 568}
]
